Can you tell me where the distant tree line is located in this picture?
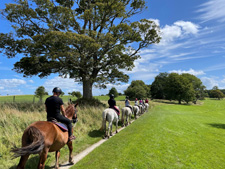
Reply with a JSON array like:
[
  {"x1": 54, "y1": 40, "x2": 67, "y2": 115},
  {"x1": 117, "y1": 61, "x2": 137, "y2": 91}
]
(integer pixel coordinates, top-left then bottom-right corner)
[
  {"x1": 150, "y1": 73, "x2": 206, "y2": 104},
  {"x1": 205, "y1": 86, "x2": 225, "y2": 100}
]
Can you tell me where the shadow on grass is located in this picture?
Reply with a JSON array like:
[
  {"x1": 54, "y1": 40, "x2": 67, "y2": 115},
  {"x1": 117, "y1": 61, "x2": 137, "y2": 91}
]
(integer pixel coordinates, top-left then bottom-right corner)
[
  {"x1": 208, "y1": 123, "x2": 225, "y2": 129},
  {"x1": 152, "y1": 99, "x2": 192, "y2": 105},
  {"x1": 9, "y1": 155, "x2": 53, "y2": 169},
  {"x1": 88, "y1": 130, "x2": 104, "y2": 138}
]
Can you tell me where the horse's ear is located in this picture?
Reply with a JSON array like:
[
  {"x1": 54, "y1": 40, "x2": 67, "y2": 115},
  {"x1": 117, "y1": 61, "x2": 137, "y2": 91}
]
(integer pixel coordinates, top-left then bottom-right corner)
[
  {"x1": 75, "y1": 103, "x2": 78, "y2": 107},
  {"x1": 69, "y1": 98, "x2": 73, "y2": 104}
]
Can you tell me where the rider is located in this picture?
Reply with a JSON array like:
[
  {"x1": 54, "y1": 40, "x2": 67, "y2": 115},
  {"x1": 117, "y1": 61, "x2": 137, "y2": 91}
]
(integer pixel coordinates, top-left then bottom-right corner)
[
  {"x1": 134, "y1": 98, "x2": 138, "y2": 106},
  {"x1": 45, "y1": 87, "x2": 76, "y2": 141},
  {"x1": 108, "y1": 94, "x2": 120, "y2": 117},
  {"x1": 145, "y1": 98, "x2": 149, "y2": 103},
  {"x1": 125, "y1": 96, "x2": 133, "y2": 113}
]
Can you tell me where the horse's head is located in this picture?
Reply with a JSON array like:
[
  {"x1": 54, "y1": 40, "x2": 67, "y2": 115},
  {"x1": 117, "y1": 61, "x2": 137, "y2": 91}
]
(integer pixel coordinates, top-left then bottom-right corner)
[{"x1": 65, "y1": 103, "x2": 78, "y2": 122}]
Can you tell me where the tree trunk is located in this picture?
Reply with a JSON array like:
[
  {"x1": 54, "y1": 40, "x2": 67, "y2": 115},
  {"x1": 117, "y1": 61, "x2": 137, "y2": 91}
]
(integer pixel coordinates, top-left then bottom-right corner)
[{"x1": 83, "y1": 80, "x2": 93, "y2": 99}]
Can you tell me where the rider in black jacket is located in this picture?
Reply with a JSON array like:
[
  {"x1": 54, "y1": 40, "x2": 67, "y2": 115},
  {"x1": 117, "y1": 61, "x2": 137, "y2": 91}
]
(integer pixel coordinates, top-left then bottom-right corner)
[{"x1": 45, "y1": 87, "x2": 76, "y2": 141}]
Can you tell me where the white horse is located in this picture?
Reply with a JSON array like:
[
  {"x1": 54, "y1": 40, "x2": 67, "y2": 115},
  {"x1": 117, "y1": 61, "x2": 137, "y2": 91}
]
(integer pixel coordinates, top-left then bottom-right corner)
[
  {"x1": 145, "y1": 103, "x2": 149, "y2": 112},
  {"x1": 138, "y1": 105, "x2": 144, "y2": 114},
  {"x1": 101, "y1": 108, "x2": 119, "y2": 138},
  {"x1": 133, "y1": 105, "x2": 140, "y2": 119},
  {"x1": 121, "y1": 107, "x2": 132, "y2": 127}
]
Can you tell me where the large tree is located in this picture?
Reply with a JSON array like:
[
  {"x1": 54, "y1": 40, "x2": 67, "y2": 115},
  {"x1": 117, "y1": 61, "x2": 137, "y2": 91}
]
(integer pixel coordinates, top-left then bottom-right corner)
[
  {"x1": 108, "y1": 87, "x2": 119, "y2": 98},
  {"x1": 0, "y1": 0, "x2": 160, "y2": 99},
  {"x1": 181, "y1": 73, "x2": 206, "y2": 101},
  {"x1": 151, "y1": 72, "x2": 168, "y2": 99},
  {"x1": 166, "y1": 73, "x2": 195, "y2": 104},
  {"x1": 124, "y1": 80, "x2": 149, "y2": 100},
  {"x1": 35, "y1": 86, "x2": 48, "y2": 103}
]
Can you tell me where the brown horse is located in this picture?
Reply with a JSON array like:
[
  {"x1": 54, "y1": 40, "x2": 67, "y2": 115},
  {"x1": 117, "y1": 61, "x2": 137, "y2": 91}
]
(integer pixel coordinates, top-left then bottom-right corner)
[{"x1": 11, "y1": 103, "x2": 78, "y2": 169}]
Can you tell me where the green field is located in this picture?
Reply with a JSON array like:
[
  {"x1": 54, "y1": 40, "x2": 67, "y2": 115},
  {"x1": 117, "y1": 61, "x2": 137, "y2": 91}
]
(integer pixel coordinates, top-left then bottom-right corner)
[
  {"x1": 73, "y1": 99, "x2": 225, "y2": 169},
  {"x1": 1, "y1": 97, "x2": 225, "y2": 169},
  {"x1": 0, "y1": 95, "x2": 126, "y2": 103}
]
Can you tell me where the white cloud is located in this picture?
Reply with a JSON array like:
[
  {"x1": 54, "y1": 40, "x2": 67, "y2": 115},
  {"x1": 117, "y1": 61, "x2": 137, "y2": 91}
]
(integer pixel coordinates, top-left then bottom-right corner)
[
  {"x1": 0, "y1": 79, "x2": 26, "y2": 88},
  {"x1": 169, "y1": 69, "x2": 205, "y2": 76},
  {"x1": 197, "y1": 0, "x2": 225, "y2": 22},
  {"x1": 201, "y1": 77, "x2": 219, "y2": 89},
  {"x1": 43, "y1": 76, "x2": 82, "y2": 94},
  {"x1": 174, "y1": 21, "x2": 199, "y2": 34},
  {"x1": 159, "y1": 21, "x2": 199, "y2": 45},
  {"x1": 43, "y1": 76, "x2": 129, "y2": 96},
  {"x1": 28, "y1": 80, "x2": 34, "y2": 83}
]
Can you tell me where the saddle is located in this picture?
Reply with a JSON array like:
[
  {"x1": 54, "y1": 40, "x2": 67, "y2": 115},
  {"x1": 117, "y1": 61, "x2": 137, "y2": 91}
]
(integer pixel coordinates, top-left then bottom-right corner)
[
  {"x1": 47, "y1": 118, "x2": 68, "y2": 132},
  {"x1": 109, "y1": 107, "x2": 120, "y2": 116}
]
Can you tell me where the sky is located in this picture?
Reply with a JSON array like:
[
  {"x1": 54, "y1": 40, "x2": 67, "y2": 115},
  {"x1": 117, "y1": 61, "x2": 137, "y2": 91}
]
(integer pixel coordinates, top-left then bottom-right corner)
[{"x1": 0, "y1": 0, "x2": 225, "y2": 96}]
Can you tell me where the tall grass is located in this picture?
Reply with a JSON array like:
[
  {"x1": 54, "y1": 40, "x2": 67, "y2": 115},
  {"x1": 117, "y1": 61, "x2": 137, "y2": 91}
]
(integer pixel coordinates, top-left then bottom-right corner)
[{"x1": 0, "y1": 100, "x2": 127, "y2": 169}]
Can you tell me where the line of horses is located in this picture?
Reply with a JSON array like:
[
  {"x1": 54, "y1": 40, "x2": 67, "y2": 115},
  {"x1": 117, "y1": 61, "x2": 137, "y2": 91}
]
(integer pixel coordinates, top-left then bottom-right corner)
[
  {"x1": 101, "y1": 103, "x2": 149, "y2": 138},
  {"x1": 11, "y1": 102, "x2": 149, "y2": 169}
]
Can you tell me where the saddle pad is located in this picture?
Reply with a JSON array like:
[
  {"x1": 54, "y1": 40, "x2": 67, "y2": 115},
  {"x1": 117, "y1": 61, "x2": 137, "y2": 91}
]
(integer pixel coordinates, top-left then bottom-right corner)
[{"x1": 52, "y1": 122, "x2": 68, "y2": 131}]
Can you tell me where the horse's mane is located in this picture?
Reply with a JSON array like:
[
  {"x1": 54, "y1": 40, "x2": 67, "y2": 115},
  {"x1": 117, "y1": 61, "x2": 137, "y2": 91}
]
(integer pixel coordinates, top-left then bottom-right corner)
[{"x1": 65, "y1": 104, "x2": 75, "y2": 118}]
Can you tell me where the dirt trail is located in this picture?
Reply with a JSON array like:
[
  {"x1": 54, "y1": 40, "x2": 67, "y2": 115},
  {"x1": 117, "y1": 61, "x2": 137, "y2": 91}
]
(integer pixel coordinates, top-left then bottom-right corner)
[{"x1": 59, "y1": 118, "x2": 138, "y2": 169}]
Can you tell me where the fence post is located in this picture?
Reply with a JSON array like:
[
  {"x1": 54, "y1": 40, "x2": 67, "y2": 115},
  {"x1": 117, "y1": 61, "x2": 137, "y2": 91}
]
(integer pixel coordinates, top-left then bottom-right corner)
[
  {"x1": 33, "y1": 96, "x2": 35, "y2": 104},
  {"x1": 13, "y1": 96, "x2": 15, "y2": 102}
]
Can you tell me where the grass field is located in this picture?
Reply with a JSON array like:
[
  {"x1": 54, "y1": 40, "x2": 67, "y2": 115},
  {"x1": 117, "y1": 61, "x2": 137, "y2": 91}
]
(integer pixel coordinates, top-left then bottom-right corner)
[
  {"x1": 0, "y1": 95, "x2": 126, "y2": 103},
  {"x1": 1, "y1": 97, "x2": 225, "y2": 169},
  {"x1": 73, "y1": 99, "x2": 225, "y2": 169}
]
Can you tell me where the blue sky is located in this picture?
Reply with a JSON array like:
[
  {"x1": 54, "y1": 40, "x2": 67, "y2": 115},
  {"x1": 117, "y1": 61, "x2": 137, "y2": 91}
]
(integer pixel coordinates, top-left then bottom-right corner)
[{"x1": 0, "y1": 0, "x2": 225, "y2": 96}]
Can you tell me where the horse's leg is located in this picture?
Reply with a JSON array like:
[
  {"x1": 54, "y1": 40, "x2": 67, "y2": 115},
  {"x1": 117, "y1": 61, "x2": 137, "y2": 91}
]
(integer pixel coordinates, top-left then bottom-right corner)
[
  {"x1": 116, "y1": 119, "x2": 118, "y2": 133},
  {"x1": 16, "y1": 155, "x2": 29, "y2": 169},
  {"x1": 125, "y1": 114, "x2": 128, "y2": 126},
  {"x1": 110, "y1": 121, "x2": 113, "y2": 136},
  {"x1": 129, "y1": 114, "x2": 131, "y2": 124},
  {"x1": 67, "y1": 141, "x2": 74, "y2": 164},
  {"x1": 108, "y1": 121, "x2": 112, "y2": 138},
  {"x1": 55, "y1": 151, "x2": 60, "y2": 169},
  {"x1": 38, "y1": 148, "x2": 49, "y2": 169},
  {"x1": 104, "y1": 120, "x2": 107, "y2": 138}
]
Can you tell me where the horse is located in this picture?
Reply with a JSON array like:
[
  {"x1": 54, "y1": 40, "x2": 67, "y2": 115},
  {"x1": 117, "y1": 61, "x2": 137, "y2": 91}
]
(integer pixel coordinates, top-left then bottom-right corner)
[
  {"x1": 121, "y1": 107, "x2": 132, "y2": 127},
  {"x1": 145, "y1": 103, "x2": 149, "y2": 112},
  {"x1": 11, "y1": 103, "x2": 78, "y2": 169},
  {"x1": 101, "y1": 107, "x2": 119, "y2": 139},
  {"x1": 138, "y1": 105, "x2": 144, "y2": 114},
  {"x1": 133, "y1": 106, "x2": 140, "y2": 119}
]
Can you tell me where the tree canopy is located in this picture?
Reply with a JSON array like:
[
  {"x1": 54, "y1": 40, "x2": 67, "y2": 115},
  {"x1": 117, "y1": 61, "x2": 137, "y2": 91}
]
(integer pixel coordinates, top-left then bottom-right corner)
[
  {"x1": 34, "y1": 86, "x2": 48, "y2": 102},
  {"x1": 108, "y1": 87, "x2": 119, "y2": 98},
  {"x1": 0, "y1": 0, "x2": 161, "y2": 99},
  {"x1": 151, "y1": 72, "x2": 205, "y2": 104},
  {"x1": 68, "y1": 91, "x2": 82, "y2": 99},
  {"x1": 124, "y1": 80, "x2": 150, "y2": 100}
]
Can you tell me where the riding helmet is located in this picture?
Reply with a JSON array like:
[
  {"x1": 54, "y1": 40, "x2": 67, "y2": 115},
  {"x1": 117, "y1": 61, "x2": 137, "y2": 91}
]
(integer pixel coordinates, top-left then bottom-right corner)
[
  {"x1": 52, "y1": 87, "x2": 62, "y2": 94},
  {"x1": 110, "y1": 94, "x2": 114, "y2": 98}
]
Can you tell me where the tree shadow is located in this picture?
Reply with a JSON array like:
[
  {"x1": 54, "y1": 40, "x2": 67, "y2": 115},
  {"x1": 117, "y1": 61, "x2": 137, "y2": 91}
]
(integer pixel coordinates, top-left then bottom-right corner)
[
  {"x1": 9, "y1": 155, "x2": 53, "y2": 169},
  {"x1": 152, "y1": 99, "x2": 192, "y2": 105},
  {"x1": 88, "y1": 130, "x2": 104, "y2": 138},
  {"x1": 208, "y1": 123, "x2": 225, "y2": 129}
]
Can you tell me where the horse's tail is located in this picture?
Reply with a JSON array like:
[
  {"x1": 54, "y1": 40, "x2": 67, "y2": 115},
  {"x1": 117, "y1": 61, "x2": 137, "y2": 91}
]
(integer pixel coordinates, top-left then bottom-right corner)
[
  {"x1": 11, "y1": 126, "x2": 45, "y2": 158},
  {"x1": 100, "y1": 110, "x2": 107, "y2": 131}
]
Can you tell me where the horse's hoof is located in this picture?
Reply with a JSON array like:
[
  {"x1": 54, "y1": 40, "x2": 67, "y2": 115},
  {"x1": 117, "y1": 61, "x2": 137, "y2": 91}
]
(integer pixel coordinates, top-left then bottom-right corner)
[{"x1": 69, "y1": 159, "x2": 75, "y2": 164}]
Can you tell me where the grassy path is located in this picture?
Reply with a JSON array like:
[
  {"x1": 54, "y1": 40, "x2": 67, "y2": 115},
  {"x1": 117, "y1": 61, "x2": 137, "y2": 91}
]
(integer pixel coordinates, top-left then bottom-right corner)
[{"x1": 72, "y1": 100, "x2": 225, "y2": 169}]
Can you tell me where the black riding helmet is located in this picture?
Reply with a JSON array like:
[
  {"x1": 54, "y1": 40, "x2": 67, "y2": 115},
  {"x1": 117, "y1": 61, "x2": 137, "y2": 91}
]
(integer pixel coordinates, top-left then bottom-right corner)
[
  {"x1": 52, "y1": 87, "x2": 62, "y2": 94},
  {"x1": 110, "y1": 94, "x2": 114, "y2": 99}
]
